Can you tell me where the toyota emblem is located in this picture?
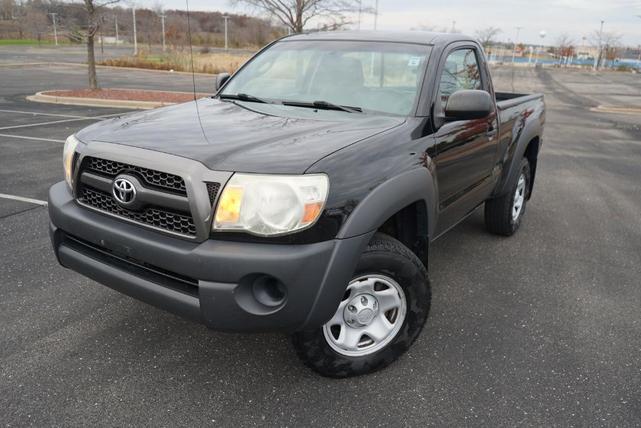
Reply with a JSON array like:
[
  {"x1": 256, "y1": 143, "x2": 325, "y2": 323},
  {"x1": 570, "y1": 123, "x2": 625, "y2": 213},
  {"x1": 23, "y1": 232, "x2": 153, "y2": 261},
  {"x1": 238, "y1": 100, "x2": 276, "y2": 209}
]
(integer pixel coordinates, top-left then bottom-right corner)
[{"x1": 112, "y1": 177, "x2": 136, "y2": 205}]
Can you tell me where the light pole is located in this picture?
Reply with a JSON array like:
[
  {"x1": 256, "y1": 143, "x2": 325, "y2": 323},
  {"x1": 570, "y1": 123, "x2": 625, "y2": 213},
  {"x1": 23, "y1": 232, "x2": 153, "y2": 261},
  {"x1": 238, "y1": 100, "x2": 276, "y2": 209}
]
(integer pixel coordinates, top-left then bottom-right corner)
[
  {"x1": 132, "y1": 6, "x2": 138, "y2": 55},
  {"x1": 223, "y1": 15, "x2": 229, "y2": 50},
  {"x1": 49, "y1": 13, "x2": 58, "y2": 46},
  {"x1": 373, "y1": 0, "x2": 379, "y2": 30},
  {"x1": 594, "y1": 20, "x2": 604, "y2": 70},
  {"x1": 637, "y1": 16, "x2": 641, "y2": 63},
  {"x1": 535, "y1": 30, "x2": 546, "y2": 65},
  {"x1": 451, "y1": 21, "x2": 456, "y2": 33},
  {"x1": 511, "y1": 26, "x2": 522, "y2": 65},
  {"x1": 114, "y1": 14, "x2": 119, "y2": 44},
  {"x1": 160, "y1": 13, "x2": 166, "y2": 52},
  {"x1": 357, "y1": 0, "x2": 362, "y2": 30}
]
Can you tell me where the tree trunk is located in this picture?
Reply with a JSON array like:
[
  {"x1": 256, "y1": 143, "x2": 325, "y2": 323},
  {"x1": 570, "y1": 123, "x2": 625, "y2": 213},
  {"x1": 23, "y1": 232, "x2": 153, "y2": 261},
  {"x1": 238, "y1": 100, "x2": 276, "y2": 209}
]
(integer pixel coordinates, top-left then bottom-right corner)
[
  {"x1": 294, "y1": 0, "x2": 303, "y2": 33},
  {"x1": 85, "y1": 0, "x2": 99, "y2": 89},
  {"x1": 87, "y1": 33, "x2": 98, "y2": 89}
]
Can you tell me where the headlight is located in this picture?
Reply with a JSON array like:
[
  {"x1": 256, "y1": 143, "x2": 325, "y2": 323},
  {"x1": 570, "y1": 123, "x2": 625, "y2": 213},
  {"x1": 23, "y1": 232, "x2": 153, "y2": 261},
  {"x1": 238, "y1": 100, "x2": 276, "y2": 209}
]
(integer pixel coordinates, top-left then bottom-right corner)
[
  {"x1": 63, "y1": 135, "x2": 80, "y2": 190},
  {"x1": 213, "y1": 173, "x2": 329, "y2": 236}
]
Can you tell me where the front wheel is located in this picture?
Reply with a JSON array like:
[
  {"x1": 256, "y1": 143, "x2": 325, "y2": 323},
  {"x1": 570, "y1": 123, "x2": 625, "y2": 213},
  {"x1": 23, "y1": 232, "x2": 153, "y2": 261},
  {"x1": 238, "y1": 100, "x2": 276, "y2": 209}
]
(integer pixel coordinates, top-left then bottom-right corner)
[{"x1": 291, "y1": 233, "x2": 431, "y2": 378}]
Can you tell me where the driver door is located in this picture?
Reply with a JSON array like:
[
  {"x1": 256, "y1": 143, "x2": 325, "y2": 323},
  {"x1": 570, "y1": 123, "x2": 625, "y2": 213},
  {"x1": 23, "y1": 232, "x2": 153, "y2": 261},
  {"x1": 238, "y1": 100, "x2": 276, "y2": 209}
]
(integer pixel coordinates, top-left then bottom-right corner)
[{"x1": 432, "y1": 46, "x2": 499, "y2": 234}]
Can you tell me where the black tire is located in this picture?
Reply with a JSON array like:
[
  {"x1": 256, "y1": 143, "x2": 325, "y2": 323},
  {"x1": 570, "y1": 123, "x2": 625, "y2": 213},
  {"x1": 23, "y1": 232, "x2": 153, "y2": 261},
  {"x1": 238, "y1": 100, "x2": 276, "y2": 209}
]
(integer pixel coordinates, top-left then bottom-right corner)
[
  {"x1": 485, "y1": 157, "x2": 531, "y2": 236},
  {"x1": 291, "y1": 233, "x2": 431, "y2": 378}
]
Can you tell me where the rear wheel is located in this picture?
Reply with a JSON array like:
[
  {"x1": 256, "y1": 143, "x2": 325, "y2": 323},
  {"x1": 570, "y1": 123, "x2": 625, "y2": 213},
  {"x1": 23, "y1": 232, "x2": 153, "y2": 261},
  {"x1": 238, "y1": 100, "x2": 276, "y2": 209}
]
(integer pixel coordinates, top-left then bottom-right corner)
[
  {"x1": 485, "y1": 157, "x2": 531, "y2": 236},
  {"x1": 291, "y1": 233, "x2": 431, "y2": 378}
]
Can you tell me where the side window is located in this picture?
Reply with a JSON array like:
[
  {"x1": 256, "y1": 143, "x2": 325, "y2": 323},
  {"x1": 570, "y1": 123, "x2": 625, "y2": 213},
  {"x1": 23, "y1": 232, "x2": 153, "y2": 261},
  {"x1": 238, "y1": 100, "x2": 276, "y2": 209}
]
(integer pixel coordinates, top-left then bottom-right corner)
[{"x1": 438, "y1": 49, "x2": 482, "y2": 108}]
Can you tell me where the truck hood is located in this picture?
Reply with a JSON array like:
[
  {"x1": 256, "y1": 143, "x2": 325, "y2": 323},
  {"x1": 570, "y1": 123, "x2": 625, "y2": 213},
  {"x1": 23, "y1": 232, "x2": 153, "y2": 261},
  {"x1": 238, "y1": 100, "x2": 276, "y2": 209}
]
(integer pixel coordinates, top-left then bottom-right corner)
[{"x1": 76, "y1": 98, "x2": 404, "y2": 174}]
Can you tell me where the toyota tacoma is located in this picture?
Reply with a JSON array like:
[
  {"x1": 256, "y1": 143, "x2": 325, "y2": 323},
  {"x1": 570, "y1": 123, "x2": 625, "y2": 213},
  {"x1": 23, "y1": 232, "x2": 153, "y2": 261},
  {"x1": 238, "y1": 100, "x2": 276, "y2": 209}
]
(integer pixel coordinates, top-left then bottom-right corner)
[{"x1": 49, "y1": 31, "x2": 545, "y2": 377}]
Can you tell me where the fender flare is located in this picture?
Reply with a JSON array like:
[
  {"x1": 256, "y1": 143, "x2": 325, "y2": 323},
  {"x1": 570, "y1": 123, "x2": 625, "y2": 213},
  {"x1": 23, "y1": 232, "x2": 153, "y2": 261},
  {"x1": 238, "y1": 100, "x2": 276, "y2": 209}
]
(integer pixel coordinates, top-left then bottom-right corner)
[
  {"x1": 496, "y1": 116, "x2": 542, "y2": 196},
  {"x1": 336, "y1": 168, "x2": 437, "y2": 240}
]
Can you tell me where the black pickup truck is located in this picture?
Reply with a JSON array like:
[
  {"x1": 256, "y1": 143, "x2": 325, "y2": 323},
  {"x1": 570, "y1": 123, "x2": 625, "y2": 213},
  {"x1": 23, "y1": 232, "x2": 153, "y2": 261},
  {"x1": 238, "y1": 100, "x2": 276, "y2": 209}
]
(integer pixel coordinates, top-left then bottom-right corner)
[{"x1": 49, "y1": 31, "x2": 544, "y2": 377}]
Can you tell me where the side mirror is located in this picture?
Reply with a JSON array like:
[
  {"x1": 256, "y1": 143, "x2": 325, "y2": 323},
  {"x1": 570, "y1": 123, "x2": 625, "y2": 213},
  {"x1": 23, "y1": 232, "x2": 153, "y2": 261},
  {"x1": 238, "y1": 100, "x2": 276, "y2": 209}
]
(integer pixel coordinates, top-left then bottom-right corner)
[
  {"x1": 215, "y1": 73, "x2": 231, "y2": 91},
  {"x1": 444, "y1": 89, "x2": 492, "y2": 120}
]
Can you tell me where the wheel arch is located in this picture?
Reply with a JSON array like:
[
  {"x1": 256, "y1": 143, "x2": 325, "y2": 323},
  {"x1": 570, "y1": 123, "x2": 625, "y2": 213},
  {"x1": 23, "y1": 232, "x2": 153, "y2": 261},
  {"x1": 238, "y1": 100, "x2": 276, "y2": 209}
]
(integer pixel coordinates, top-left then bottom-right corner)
[
  {"x1": 336, "y1": 168, "x2": 436, "y2": 267},
  {"x1": 496, "y1": 122, "x2": 542, "y2": 197},
  {"x1": 523, "y1": 137, "x2": 540, "y2": 199}
]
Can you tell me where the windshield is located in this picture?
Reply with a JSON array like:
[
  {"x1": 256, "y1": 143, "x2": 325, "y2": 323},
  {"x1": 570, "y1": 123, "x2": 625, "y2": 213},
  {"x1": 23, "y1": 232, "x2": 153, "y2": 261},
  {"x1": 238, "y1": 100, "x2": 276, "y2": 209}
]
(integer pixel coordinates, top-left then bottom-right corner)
[{"x1": 221, "y1": 40, "x2": 431, "y2": 116}]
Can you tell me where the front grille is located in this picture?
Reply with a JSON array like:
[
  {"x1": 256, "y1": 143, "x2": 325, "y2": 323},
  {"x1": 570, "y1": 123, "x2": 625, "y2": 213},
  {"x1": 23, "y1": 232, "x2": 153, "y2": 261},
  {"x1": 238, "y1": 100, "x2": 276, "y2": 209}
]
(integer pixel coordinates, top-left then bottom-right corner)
[
  {"x1": 206, "y1": 182, "x2": 221, "y2": 205},
  {"x1": 84, "y1": 156, "x2": 187, "y2": 194},
  {"x1": 75, "y1": 156, "x2": 223, "y2": 238},
  {"x1": 79, "y1": 186, "x2": 197, "y2": 236}
]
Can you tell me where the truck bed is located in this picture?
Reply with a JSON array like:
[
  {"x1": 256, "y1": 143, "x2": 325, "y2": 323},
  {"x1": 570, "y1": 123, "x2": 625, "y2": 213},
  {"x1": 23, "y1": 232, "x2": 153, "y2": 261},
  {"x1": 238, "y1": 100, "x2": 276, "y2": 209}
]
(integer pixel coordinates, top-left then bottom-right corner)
[
  {"x1": 493, "y1": 91, "x2": 545, "y2": 196},
  {"x1": 495, "y1": 91, "x2": 544, "y2": 110}
]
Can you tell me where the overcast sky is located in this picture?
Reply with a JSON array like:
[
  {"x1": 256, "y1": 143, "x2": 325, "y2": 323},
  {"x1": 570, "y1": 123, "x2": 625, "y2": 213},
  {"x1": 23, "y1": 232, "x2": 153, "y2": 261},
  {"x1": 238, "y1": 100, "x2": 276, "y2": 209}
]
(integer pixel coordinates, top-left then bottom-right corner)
[{"x1": 131, "y1": 0, "x2": 641, "y2": 46}]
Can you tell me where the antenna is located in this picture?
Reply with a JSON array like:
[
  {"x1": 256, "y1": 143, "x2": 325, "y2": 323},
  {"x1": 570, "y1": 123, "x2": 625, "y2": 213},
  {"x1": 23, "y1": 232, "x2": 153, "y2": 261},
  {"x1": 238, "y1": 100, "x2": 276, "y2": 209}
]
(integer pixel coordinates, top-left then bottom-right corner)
[
  {"x1": 185, "y1": 0, "x2": 209, "y2": 143},
  {"x1": 185, "y1": 0, "x2": 197, "y2": 102},
  {"x1": 511, "y1": 26, "x2": 522, "y2": 93}
]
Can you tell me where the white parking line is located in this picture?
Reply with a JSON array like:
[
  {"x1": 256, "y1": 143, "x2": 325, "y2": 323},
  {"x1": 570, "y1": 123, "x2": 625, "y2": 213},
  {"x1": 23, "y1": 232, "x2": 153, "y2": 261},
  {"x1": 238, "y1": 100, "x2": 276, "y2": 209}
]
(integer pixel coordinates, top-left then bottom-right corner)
[
  {"x1": 0, "y1": 133, "x2": 65, "y2": 143},
  {"x1": 0, "y1": 193, "x2": 48, "y2": 206},
  {"x1": 0, "y1": 112, "x2": 123, "y2": 131},
  {"x1": 0, "y1": 109, "x2": 94, "y2": 119}
]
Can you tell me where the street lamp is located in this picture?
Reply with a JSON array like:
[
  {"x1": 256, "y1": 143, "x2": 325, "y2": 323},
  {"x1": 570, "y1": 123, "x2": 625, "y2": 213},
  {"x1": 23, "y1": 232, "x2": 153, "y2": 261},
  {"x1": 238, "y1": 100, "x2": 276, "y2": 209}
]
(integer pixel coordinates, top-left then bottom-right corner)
[
  {"x1": 223, "y1": 15, "x2": 229, "y2": 50},
  {"x1": 534, "y1": 30, "x2": 546, "y2": 65},
  {"x1": 49, "y1": 13, "x2": 58, "y2": 46},
  {"x1": 511, "y1": 26, "x2": 522, "y2": 65},
  {"x1": 114, "y1": 14, "x2": 119, "y2": 44},
  {"x1": 159, "y1": 13, "x2": 166, "y2": 53},
  {"x1": 373, "y1": 0, "x2": 379, "y2": 31},
  {"x1": 132, "y1": 5, "x2": 138, "y2": 56},
  {"x1": 594, "y1": 20, "x2": 604, "y2": 70}
]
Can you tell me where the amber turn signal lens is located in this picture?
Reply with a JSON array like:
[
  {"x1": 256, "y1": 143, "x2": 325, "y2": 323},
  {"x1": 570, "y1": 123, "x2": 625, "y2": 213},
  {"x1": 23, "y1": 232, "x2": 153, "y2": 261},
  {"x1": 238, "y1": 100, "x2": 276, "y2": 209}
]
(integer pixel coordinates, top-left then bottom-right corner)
[
  {"x1": 302, "y1": 202, "x2": 322, "y2": 224},
  {"x1": 215, "y1": 186, "x2": 244, "y2": 224}
]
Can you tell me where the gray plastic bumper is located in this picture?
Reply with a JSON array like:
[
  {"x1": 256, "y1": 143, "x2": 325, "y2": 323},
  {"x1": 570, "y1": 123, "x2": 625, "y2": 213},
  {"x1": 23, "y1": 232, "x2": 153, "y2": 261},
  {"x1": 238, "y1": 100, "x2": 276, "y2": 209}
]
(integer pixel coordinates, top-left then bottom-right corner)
[{"x1": 48, "y1": 181, "x2": 373, "y2": 332}]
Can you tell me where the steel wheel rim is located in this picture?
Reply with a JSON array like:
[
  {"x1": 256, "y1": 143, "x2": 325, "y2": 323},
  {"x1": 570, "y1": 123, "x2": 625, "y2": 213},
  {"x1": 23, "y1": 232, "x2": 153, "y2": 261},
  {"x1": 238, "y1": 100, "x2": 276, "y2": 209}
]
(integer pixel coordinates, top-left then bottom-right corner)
[
  {"x1": 512, "y1": 173, "x2": 526, "y2": 221},
  {"x1": 322, "y1": 274, "x2": 407, "y2": 357}
]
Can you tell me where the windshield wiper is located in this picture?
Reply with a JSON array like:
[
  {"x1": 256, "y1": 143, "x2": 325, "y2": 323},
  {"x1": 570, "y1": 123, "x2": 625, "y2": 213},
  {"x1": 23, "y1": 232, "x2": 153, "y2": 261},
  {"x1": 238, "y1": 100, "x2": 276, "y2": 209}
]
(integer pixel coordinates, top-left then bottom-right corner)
[
  {"x1": 219, "y1": 93, "x2": 271, "y2": 104},
  {"x1": 282, "y1": 100, "x2": 362, "y2": 113}
]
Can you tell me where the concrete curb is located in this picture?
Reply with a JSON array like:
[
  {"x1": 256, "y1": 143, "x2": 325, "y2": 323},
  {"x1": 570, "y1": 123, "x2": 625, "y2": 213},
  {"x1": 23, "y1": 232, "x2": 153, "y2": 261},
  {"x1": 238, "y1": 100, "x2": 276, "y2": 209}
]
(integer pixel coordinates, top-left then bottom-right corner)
[
  {"x1": 0, "y1": 61, "x2": 220, "y2": 77},
  {"x1": 27, "y1": 91, "x2": 179, "y2": 110},
  {"x1": 0, "y1": 62, "x2": 55, "y2": 67},
  {"x1": 94, "y1": 63, "x2": 218, "y2": 77}
]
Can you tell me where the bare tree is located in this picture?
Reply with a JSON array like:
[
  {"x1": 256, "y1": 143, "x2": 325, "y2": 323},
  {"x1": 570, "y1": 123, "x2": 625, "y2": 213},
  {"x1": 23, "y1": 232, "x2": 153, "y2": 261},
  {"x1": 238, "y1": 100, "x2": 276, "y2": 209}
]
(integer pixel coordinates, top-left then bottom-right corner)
[
  {"x1": 24, "y1": 8, "x2": 49, "y2": 45},
  {"x1": 231, "y1": 0, "x2": 361, "y2": 33},
  {"x1": 166, "y1": 13, "x2": 189, "y2": 49},
  {"x1": 1, "y1": 0, "x2": 15, "y2": 20},
  {"x1": 411, "y1": 23, "x2": 449, "y2": 33},
  {"x1": 589, "y1": 30, "x2": 622, "y2": 69},
  {"x1": 83, "y1": 0, "x2": 119, "y2": 89},
  {"x1": 475, "y1": 26, "x2": 502, "y2": 52},
  {"x1": 555, "y1": 34, "x2": 575, "y2": 66}
]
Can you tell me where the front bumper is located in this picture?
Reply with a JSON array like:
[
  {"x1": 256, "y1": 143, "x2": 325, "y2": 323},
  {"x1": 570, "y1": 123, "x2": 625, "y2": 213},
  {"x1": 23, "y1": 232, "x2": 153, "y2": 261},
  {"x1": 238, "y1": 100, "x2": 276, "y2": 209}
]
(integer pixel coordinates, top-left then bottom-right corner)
[{"x1": 49, "y1": 182, "x2": 373, "y2": 332}]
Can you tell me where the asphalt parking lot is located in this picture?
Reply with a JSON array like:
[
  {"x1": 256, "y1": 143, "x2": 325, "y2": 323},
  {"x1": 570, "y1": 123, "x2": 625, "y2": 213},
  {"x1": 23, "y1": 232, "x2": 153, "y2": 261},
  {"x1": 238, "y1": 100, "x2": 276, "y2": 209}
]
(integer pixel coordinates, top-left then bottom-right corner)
[{"x1": 1, "y1": 63, "x2": 640, "y2": 426}]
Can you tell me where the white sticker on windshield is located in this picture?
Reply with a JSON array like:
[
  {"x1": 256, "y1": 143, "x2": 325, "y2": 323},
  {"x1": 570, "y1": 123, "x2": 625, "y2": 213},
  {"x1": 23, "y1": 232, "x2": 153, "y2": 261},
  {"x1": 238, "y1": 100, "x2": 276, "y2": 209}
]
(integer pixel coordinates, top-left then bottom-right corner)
[{"x1": 408, "y1": 56, "x2": 421, "y2": 67}]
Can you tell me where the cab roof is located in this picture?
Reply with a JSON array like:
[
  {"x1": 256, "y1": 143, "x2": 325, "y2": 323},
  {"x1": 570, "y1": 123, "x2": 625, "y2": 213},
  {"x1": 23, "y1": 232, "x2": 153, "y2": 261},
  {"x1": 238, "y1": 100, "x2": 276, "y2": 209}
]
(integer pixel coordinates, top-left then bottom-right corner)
[{"x1": 282, "y1": 30, "x2": 477, "y2": 47}]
